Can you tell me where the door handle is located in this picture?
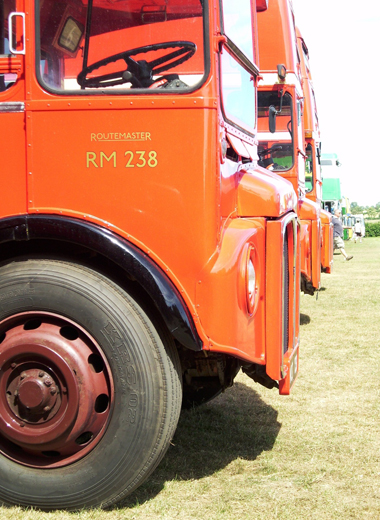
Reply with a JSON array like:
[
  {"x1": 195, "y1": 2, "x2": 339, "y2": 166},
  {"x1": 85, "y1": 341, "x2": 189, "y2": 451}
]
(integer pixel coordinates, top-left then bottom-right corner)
[{"x1": 8, "y1": 12, "x2": 26, "y2": 55}]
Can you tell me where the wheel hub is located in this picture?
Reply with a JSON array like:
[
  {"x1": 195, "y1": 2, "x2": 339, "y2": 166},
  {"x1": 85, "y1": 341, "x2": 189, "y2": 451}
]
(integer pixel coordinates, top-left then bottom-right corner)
[
  {"x1": 0, "y1": 313, "x2": 113, "y2": 468},
  {"x1": 7, "y1": 368, "x2": 59, "y2": 422}
]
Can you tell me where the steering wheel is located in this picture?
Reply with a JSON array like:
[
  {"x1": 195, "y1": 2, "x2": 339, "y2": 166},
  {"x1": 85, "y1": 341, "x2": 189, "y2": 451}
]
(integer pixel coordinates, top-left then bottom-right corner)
[{"x1": 77, "y1": 41, "x2": 196, "y2": 89}]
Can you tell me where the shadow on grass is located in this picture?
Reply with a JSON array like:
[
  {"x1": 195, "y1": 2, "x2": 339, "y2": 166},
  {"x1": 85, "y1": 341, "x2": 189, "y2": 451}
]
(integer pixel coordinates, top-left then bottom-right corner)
[
  {"x1": 120, "y1": 382, "x2": 281, "y2": 507},
  {"x1": 300, "y1": 313, "x2": 311, "y2": 325}
]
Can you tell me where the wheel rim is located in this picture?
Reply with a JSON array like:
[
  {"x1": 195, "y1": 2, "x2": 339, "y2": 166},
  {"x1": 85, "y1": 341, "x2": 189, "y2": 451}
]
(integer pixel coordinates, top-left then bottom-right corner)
[{"x1": 0, "y1": 312, "x2": 113, "y2": 468}]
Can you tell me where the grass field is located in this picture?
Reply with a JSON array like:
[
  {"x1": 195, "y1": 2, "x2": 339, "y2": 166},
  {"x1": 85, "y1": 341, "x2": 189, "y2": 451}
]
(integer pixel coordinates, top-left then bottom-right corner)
[{"x1": 1, "y1": 238, "x2": 379, "y2": 519}]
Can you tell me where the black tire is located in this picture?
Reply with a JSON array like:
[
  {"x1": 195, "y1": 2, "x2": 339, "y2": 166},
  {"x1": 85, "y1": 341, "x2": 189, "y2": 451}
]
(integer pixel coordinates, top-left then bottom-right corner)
[{"x1": 0, "y1": 259, "x2": 182, "y2": 510}]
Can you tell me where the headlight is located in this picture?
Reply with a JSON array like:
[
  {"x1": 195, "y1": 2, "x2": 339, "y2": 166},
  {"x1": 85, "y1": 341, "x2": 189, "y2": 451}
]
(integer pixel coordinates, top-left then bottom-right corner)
[
  {"x1": 246, "y1": 247, "x2": 257, "y2": 315},
  {"x1": 247, "y1": 258, "x2": 256, "y2": 300}
]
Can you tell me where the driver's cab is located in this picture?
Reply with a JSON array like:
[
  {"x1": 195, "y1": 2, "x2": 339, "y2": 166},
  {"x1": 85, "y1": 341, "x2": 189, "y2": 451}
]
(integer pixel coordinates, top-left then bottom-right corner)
[
  {"x1": 38, "y1": 0, "x2": 205, "y2": 93},
  {"x1": 0, "y1": 0, "x2": 276, "y2": 241}
]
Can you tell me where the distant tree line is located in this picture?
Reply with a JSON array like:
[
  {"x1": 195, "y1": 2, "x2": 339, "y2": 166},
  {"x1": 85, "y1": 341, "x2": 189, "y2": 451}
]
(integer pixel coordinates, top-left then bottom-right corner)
[
  {"x1": 350, "y1": 202, "x2": 380, "y2": 219},
  {"x1": 350, "y1": 202, "x2": 380, "y2": 236}
]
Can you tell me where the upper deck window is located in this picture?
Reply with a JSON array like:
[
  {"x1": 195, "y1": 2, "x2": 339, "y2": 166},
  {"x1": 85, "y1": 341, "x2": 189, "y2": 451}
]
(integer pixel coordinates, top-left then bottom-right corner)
[{"x1": 37, "y1": 0, "x2": 206, "y2": 93}]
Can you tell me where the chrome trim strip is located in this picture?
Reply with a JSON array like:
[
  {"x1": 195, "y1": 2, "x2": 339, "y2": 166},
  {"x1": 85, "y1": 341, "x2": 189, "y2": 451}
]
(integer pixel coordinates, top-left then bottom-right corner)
[{"x1": 0, "y1": 102, "x2": 25, "y2": 113}]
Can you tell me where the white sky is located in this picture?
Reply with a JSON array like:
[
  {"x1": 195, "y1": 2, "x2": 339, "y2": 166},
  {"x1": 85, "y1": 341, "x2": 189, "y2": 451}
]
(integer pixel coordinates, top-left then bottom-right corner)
[{"x1": 292, "y1": 0, "x2": 380, "y2": 207}]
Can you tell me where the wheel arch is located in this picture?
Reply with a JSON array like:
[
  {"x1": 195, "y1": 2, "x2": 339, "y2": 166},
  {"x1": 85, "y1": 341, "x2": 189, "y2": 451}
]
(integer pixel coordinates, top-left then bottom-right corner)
[{"x1": 0, "y1": 215, "x2": 202, "y2": 352}]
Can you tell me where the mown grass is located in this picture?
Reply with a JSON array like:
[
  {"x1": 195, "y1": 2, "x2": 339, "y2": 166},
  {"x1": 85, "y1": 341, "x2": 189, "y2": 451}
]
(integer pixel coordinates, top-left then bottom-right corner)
[{"x1": 1, "y1": 238, "x2": 379, "y2": 519}]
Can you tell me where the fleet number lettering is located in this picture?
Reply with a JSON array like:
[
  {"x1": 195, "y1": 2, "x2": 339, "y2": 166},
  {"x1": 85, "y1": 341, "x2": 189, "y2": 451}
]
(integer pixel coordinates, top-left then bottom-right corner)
[{"x1": 86, "y1": 150, "x2": 158, "y2": 168}]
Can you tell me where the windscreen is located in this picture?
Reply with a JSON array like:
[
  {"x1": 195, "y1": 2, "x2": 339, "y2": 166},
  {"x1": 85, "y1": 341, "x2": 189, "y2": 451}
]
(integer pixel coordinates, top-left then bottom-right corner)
[
  {"x1": 257, "y1": 91, "x2": 294, "y2": 171},
  {"x1": 305, "y1": 143, "x2": 313, "y2": 192},
  {"x1": 38, "y1": 0, "x2": 205, "y2": 92}
]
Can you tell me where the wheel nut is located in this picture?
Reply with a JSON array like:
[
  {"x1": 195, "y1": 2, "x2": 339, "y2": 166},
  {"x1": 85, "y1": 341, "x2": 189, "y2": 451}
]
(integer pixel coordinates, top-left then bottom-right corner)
[
  {"x1": 44, "y1": 379, "x2": 52, "y2": 387},
  {"x1": 43, "y1": 406, "x2": 51, "y2": 412},
  {"x1": 38, "y1": 371, "x2": 44, "y2": 377},
  {"x1": 20, "y1": 372, "x2": 27, "y2": 380},
  {"x1": 11, "y1": 363, "x2": 17, "y2": 369},
  {"x1": 50, "y1": 387, "x2": 57, "y2": 395}
]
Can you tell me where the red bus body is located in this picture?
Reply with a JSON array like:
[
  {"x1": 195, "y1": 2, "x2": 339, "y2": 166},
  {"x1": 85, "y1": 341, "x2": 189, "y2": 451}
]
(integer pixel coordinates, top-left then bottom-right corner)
[
  {"x1": 296, "y1": 27, "x2": 333, "y2": 274},
  {"x1": 0, "y1": 0, "x2": 302, "y2": 509},
  {"x1": 257, "y1": 0, "x2": 323, "y2": 294}
]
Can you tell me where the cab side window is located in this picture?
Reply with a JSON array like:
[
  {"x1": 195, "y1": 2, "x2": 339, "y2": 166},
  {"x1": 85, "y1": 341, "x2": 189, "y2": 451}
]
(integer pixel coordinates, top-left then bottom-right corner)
[{"x1": 220, "y1": 0, "x2": 257, "y2": 134}]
